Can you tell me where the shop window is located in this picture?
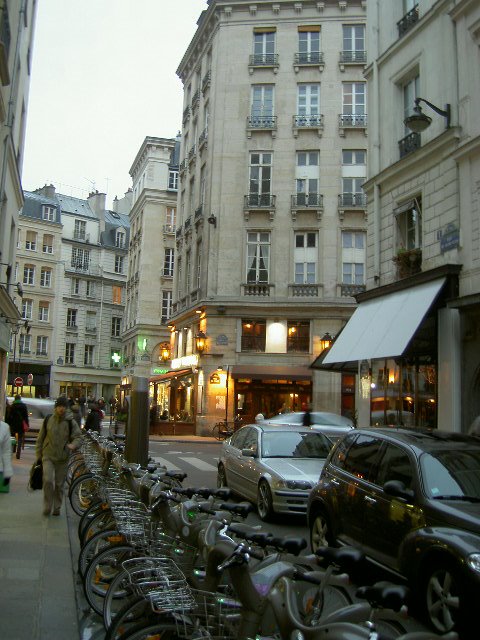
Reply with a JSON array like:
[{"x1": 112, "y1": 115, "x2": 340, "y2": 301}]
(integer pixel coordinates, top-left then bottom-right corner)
[
  {"x1": 241, "y1": 319, "x2": 266, "y2": 352},
  {"x1": 287, "y1": 321, "x2": 310, "y2": 352}
]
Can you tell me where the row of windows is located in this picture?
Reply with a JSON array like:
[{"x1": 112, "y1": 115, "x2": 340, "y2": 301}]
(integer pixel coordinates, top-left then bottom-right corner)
[
  {"x1": 66, "y1": 309, "x2": 122, "y2": 336},
  {"x1": 12, "y1": 334, "x2": 49, "y2": 356},
  {"x1": 174, "y1": 230, "x2": 366, "y2": 291},
  {"x1": 22, "y1": 265, "x2": 52, "y2": 287},
  {"x1": 63, "y1": 343, "x2": 120, "y2": 367},
  {"x1": 21, "y1": 232, "x2": 54, "y2": 253},
  {"x1": 22, "y1": 299, "x2": 50, "y2": 322},
  {"x1": 70, "y1": 247, "x2": 125, "y2": 274}
]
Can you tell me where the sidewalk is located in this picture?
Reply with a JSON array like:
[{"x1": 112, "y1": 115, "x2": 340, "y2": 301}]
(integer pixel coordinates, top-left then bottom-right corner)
[
  {"x1": 0, "y1": 443, "x2": 79, "y2": 640},
  {"x1": 0, "y1": 432, "x2": 219, "y2": 640}
]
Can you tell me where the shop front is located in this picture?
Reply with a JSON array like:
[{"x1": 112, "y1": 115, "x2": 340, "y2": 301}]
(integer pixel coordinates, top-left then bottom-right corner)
[
  {"x1": 7, "y1": 363, "x2": 51, "y2": 399},
  {"x1": 317, "y1": 267, "x2": 460, "y2": 431},
  {"x1": 230, "y1": 365, "x2": 313, "y2": 424},
  {"x1": 149, "y1": 362, "x2": 197, "y2": 436}
]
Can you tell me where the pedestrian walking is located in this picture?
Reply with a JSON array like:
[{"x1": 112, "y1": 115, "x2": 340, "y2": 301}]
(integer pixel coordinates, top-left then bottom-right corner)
[
  {"x1": 69, "y1": 397, "x2": 82, "y2": 426},
  {"x1": 0, "y1": 419, "x2": 13, "y2": 492},
  {"x1": 6, "y1": 395, "x2": 29, "y2": 459},
  {"x1": 85, "y1": 402, "x2": 102, "y2": 433},
  {"x1": 302, "y1": 404, "x2": 313, "y2": 427},
  {"x1": 35, "y1": 396, "x2": 82, "y2": 516},
  {"x1": 78, "y1": 394, "x2": 87, "y2": 419}
]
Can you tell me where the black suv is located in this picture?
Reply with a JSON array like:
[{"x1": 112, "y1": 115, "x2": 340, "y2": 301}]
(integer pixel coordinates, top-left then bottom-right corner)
[{"x1": 307, "y1": 428, "x2": 480, "y2": 635}]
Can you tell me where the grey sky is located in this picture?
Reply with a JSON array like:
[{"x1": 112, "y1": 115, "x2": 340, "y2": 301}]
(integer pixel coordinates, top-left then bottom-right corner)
[{"x1": 22, "y1": 0, "x2": 205, "y2": 208}]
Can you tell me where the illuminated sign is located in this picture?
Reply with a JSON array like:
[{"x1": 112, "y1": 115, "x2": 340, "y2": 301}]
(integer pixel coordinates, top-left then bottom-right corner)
[
  {"x1": 210, "y1": 373, "x2": 220, "y2": 384},
  {"x1": 171, "y1": 355, "x2": 199, "y2": 369},
  {"x1": 152, "y1": 367, "x2": 170, "y2": 376}
]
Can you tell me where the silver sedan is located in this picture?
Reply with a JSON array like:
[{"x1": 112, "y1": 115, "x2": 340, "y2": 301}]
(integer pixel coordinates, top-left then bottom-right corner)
[{"x1": 217, "y1": 423, "x2": 333, "y2": 521}]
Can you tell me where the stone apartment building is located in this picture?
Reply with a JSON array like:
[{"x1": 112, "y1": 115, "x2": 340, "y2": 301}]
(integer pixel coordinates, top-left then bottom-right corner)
[
  {"x1": 120, "y1": 136, "x2": 179, "y2": 417},
  {"x1": 323, "y1": 0, "x2": 480, "y2": 432},
  {"x1": 15, "y1": 186, "x2": 131, "y2": 401},
  {"x1": 164, "y1": 0, "x2": 369, "y2": 435},
  {"x1": 0, "y1": 0, "x2": 38, "y2": 411}
]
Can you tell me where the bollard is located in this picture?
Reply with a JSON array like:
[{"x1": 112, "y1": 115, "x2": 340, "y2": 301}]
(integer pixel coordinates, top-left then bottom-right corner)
[{"x1": 124, "y1": 376, "x2": 149, "y2": 467}]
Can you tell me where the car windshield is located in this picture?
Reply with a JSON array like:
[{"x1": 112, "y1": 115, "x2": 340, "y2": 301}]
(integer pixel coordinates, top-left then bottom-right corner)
[
  {"x1": 261, "y1": 431, "x2": 332, "y2": 459},
  {"x1": 420, "y1": 449, "x2": 480, "y2": 500}
]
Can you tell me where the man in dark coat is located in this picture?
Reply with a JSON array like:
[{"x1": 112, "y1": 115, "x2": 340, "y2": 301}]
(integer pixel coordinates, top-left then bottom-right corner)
[
  {"x1": 6, "y1": 395, "x2": 29, "y2": 459},
  {"x1": 85, "y1": 402, "x2": 102, "y2": 432}
]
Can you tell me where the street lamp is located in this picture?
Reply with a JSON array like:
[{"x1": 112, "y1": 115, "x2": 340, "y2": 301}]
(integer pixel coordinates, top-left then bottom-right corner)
[
  {"x1": 320, "y1": 332, "x2": 334, "y2": 353},
  {"x1": 159, "y1": 342, "x2": 170, "y2": 362},
  {"x1": 195, "y1": 331, "x2": 206, "y2": 353},
  {"x1": 404, "y1": 98, "x2": 451, "y2": 133}
]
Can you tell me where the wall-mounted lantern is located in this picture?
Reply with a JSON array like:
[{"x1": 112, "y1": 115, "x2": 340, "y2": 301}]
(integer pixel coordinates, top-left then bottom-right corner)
[
  {"x1": 159, "y1": 342, "x2": 170, "y2": 362},
  {"x1": 320, "y1": 332, "x2": 334, "y2": 353},
  {"x1": 195, "y1": 331, "x2": 206, "y2": 353}
]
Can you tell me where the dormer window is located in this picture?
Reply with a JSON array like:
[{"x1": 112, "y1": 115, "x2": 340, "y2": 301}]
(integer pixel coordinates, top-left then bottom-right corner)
[
  {"x1": 42, "y1": 205, "x2": 55, "y2": 221},
  {"x1": 115, "y1": 230, "x2": 125, "y2": 248}
]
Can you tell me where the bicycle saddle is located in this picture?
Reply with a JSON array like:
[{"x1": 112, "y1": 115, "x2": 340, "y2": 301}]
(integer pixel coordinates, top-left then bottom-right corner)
[
  {"x1": 356, "y1": 581, "x2": 410, "y2": 612},
  {"x1": 315, "y1": 546, "x2": 365, "y2": 574}
]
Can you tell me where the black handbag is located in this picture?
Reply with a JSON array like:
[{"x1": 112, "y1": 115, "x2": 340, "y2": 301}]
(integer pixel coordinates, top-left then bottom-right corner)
[{"x1": 29, "y1": 459, "x2": 43, "y2": 491}]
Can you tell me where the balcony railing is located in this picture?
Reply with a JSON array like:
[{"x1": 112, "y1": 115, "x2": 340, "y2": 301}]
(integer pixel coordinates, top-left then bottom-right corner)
[
  {"x1": 397, "y1": 5, "x2": 419, "y2": 38},
  {"x1": 179, "y1": 159, "x2": 187, "y2": 174},
  {"x1": 175, "y1": 225, "x2": 183, "y2": 239},
  {"x1": 199, "y1": 127, "x2": 208, "y2": 149},
  {"x1": 191, "y1": 89, "x2": 200, "y2": 111},
  {"x1": 247, "y1": 115, "x2": 277, "y2": 130},
  {"x1": 249, "y1": 53, "x2": 279, "y2": 68},
  {"x1": 339, "y1": 114, "x2": 367, "y2": 128},
  {"x1": 188, "y1": 144, "x2": 196, "y2": 163},
  {"x1": 339, "y1": 50, "x2": 367, "y2": 64},
  {"x1": 202, "y1": 69, "x2": 211, "y2": 93},
  {"x1": 163, "y1": 224, "x2": 176, "y2": 234},
  {"x1": 194, "y1": 205, "x2": 203, "y2": 220},
  {"x1": 291, "y1": 193, "x2": 324, "y2": 208},
  {"x1": 182, "y1": 105, "x2": 190, "y2": 124},
  {"x1": 242, "y1": 283, "x2": 272, "y2": 297},
  {"x1": 289, "y1": 284, "x2": 319, "y2": 297},
  {"x1": 293, "y1": 114, "x2": 324, "y2": 128},
  {"x1": 341, "y1": 283, "x2": 366, "y2": 297},
  {"x1": 294, "y1": 51, "x2": 324, "y2": 66},
  {"x1": 399, "y1": 132, "x2": 421, "y2": 158},
  {"x1": 338, "y1": 192, "x2": 367, "y2": 208},
  {"x1": 287, "y1": 337, "x2": 310, "y2": 353},
  {"x1": 184, "y1": 216, "x2": 192, "y2": 231},
  {"x1": 244, "y1": 193, "x2": 276, "y2": 209}
]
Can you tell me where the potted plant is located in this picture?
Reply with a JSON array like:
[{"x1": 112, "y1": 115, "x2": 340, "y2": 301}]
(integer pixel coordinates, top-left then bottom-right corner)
[{"x1": 392, "y1": 247, "x2": 422, "y2": 278}]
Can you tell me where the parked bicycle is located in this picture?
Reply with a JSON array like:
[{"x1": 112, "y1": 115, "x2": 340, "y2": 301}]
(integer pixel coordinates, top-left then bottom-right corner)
[{"x1": 211, "y1": 414, "x2": 243, "y2": 440}]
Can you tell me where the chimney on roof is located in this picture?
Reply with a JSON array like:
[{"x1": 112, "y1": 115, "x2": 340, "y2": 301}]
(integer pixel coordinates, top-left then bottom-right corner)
[
  {"x1": 34, "y1": 184, "x2": 56, "y2": 199},
  {"x1": 87, "y1": 190, "x2": 106, "y2": 233}
]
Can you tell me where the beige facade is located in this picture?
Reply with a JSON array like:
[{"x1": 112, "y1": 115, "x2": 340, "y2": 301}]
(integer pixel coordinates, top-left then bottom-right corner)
[
  {"x1": 170, "y1": 0, "x2": 368, "y2": 434},
  {"x1": 121, "y1": 137, "x2": 178, "y2": 411},
  {"x1": 0, "y1": 0, "x2": 38, "y2": 411},
  {"x1": 322, "y1": 0, "x2": 480, "y2": 432}
]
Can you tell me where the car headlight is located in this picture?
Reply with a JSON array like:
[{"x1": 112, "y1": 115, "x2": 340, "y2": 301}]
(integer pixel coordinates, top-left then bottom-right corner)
[
  {"x1": 467, "y1": 553, "x2": 480, "y2": 574},
  {"x1": 272, "y1": 479, "x2": 312, "y2": 490}
]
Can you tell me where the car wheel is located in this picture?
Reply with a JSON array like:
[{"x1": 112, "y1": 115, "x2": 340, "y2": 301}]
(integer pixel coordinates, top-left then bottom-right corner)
[
  {"x1": 257, "y1": 480, "x2": 273, "y2": 521},
  {"x1": 423, "y1": 561, "x2": 462, "y2": 634},
  {"x1": 217, "y1": 464, "x2": 227, "y2": 488},
  {"x1": 310, "y1": 509, "x2": 333, "y2": 551}
]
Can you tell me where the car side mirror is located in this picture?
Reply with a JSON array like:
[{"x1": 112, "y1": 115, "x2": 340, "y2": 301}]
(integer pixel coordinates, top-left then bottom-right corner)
[
  {"x1": 383, "y1": 479, "x2": 415, "y2": 502},
  {"x1": 242, "y1": 448, "x2": 256, "y2": 458}
]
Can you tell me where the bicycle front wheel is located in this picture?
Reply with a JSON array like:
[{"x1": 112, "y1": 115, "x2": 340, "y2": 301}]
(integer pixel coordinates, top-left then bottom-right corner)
[
  {"x1": 83, "y1": 544, "x2": 138, "y2": 616},
  {"x1": 68, "y1": 472, "x2": 99, "y2": 515}
]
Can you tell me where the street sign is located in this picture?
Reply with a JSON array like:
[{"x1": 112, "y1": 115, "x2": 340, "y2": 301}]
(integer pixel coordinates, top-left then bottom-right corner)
[
  {"x1": 14, "y1": 377, "x2": 23, "y2": 387},
  {"x1": 27, "y1": 373, "x2": 33, "y2": 385}
]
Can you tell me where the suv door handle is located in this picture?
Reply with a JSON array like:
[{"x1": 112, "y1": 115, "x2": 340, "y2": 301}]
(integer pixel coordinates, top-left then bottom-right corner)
[{"x1": 364, "y1": 496, "x2": 376, "y2": 504}]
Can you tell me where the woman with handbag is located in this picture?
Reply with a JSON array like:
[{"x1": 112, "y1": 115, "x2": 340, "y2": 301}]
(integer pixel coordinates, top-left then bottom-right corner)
[
  {"x1": 0, "y1": 419, "x2": 14, "y2": 492},
  {"x1": 6, "y1": 395, "x2": 29, "y2": 460},
  {"x1": 35, "y1": 396, "x2": 83, "y2": 516}
]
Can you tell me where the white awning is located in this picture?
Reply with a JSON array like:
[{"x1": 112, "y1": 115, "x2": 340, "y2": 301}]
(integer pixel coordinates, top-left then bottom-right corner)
[{"x1": 323, "y1": 278, "x2": 445, "y2": 364}]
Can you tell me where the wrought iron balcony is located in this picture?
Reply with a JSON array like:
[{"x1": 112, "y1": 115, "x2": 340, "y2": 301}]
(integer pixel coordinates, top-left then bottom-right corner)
[
  {"x1": 175, "y1": 225, "x2": 183, "y2": 239},
  {"x1": 202, "y1": 70, "x2": 211, "y2": 93},
  {"x1": 179, "y1": 159, "x2": 187, "y2": 174},
  {"x1": 194, "y1": 205, "x2": 203, "y2": 220},
  {"x1": 397, "y1": 5, "x2": 419, "y2": 38},
  {"x1": 294, "y1": 51, "x2": 324, "y2": 66},
  {"x1": 188, "y1": 144, "x2": 196, "y2": 163},
  {"x1": 339, "y1": 113, "x2": 367, "y2": 128},
  {"x1": 191, "y1": 89, "x2": 200, "y2": 112},
  {"x1": 241, "y1": 335, "x2": 267, "y2": 351},
  {"x1": 247, "y1": 115, "x2": 277, "y2": 130},
  {"x1": 338, "y1": 192, "x2": 367, "y2": 208},
  {"x1": 291, "y1": 193, "x2": 323, "y2": 208},
  {"x1": 199, "y1": 127, "x2": 208, "y2": 150},
  {"x1": 399, "y1": 132, "x2": 421, "y2": 158},
  {"x1": 339, "y1": 50, "x2": 367, "y2": 64},
  {"x1": 249, "y1": 53, "x2": 279, "y2": 68},
  {"x1": 182, "y1": 105, "x2": 190, "y2": 124},
  {"x1": 163, "y1": 224, "x2": 176, "y2": 234},
  {"x1": 184, "y1": 216, "x2": 192, "y2": 231},
  {"x1": 293, "y1": 114, "x2": 324, "y2": 128},
  {"x1": 244, "y1": 193, "x2": 276, "y2": 209}
]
